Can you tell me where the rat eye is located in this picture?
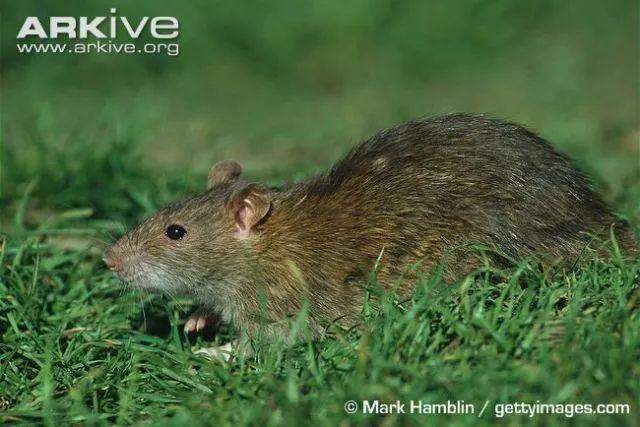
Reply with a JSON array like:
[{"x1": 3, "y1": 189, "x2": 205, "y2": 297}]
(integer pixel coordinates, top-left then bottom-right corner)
[{"x1": 166, "y1": 224, "x2": 186, "y2": 240}]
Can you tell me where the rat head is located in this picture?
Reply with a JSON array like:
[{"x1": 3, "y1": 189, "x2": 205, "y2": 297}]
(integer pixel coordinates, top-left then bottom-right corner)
[{"x1": 103, "y1": 160, "x2": 272, "y2": 298}]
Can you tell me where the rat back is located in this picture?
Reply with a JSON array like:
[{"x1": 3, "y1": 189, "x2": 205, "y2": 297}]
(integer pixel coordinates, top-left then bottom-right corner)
[{"x1": 263, "y1": 114, "x2": 635, "y2": 288}]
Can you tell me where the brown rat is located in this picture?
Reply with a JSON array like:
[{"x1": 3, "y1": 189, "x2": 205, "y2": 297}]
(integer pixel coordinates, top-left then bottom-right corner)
[{"x1": 104, "y1": 113, "x2": 636, "y2": 351}]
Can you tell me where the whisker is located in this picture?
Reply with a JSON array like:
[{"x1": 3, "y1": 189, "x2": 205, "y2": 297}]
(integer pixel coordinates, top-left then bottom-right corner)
[{"x1": 139, "y1": 293, "x2": 147, "y2": 332}]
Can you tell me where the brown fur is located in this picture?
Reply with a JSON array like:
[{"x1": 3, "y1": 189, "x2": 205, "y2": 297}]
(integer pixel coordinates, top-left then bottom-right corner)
[{"x1": 104, "y1": 114, "x2": 637, "y2": 339}]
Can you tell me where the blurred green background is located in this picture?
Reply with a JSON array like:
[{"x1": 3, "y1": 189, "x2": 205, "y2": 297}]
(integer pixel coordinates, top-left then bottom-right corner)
[{"x1": 2, "y1": 0, "x2": 639, "y2": 227}]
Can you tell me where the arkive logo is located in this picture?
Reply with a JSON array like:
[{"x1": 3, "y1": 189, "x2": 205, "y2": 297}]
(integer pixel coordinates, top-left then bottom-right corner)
[
  {"x1": 16, "y1": 8, "x2": 180, "y2": 56},
  {"x1": 17, "y1": 8, "x2": 179, "y2": 39}
]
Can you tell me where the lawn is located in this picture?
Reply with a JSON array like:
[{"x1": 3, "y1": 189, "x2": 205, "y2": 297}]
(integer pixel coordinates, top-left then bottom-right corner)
[{"x1": 1, "y1": 1, "x2": 639, "y2": 425}]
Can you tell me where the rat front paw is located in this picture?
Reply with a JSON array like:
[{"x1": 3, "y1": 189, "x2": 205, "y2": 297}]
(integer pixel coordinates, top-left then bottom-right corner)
[{"x1": 183, "y1": 311, "x2": 221, "y2": 335}]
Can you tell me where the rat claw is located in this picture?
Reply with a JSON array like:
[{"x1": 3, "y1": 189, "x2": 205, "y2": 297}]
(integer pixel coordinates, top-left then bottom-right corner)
[
  {"x1": 196, "y1": 316, "x2": 207, "y2": 332},
  {"x1": 184, "y1": 317, "x2": 198, "y2": 333},
  {"x1": 184, "y1": 312, "x2": 221, "y2": 336}
]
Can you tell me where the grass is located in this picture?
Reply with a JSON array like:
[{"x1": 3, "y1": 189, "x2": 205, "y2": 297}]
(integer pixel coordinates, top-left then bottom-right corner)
[
  {"x1": 1, "y1": 1, "x2": 639, "y2": 425},
  {"x1": 1, "y1": 225, "x2": 638, "y2": 426}
]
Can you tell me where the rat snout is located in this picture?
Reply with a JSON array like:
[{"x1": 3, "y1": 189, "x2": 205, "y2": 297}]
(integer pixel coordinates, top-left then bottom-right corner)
[
  {"x1": 103, "y1": 254, "x2": 122, "y2": 272},
  {"x1": 102, "y1": 253, "x2": 122, "y2": 273},
  {"x1": 103, "y1": 241, "x2": 145, "y2": 284},
  {"x1": 103, "y1": 246, "x2": 124, "y2": 274}
]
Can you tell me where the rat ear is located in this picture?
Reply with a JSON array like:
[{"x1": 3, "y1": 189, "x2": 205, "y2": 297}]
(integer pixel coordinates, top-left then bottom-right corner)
[
  {"x1": 227, "y1": 183, "x2": 271, "y2": 234},
  {"x1": 207, "y1": 160, "x2": 242, "y2": 189}
]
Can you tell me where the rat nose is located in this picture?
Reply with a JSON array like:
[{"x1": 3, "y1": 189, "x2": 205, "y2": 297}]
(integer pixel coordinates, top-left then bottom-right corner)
[{"x1": 103, "y1": 254, "x2": 122, "y2": 272}]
